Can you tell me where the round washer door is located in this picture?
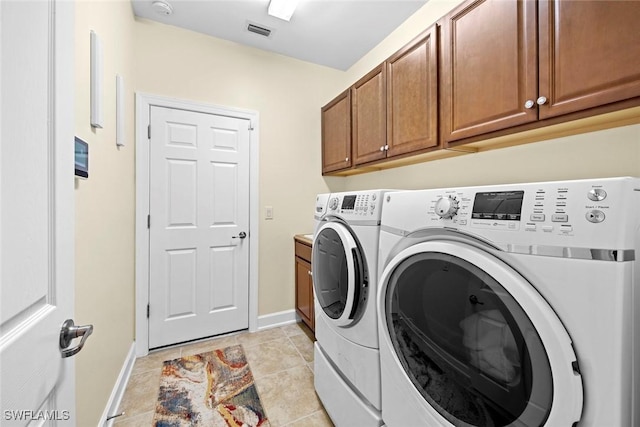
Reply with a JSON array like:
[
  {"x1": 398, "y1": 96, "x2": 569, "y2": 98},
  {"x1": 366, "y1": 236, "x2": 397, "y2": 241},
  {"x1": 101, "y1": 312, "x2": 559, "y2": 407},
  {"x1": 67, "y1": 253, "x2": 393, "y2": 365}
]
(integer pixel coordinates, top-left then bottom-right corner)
[
  {"x1": 312, "y1": 221, "x2": 367, "y2": 327},
  {"x1": 378, "y1": 240, "x2": 583, "y2": 426}
]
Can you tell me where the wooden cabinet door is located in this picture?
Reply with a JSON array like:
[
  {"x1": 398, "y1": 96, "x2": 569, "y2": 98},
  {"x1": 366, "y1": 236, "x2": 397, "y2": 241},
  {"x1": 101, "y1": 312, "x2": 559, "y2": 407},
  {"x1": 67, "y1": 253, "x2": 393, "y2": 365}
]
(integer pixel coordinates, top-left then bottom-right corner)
[
  {"x1": 538, "y1": 0, "x2": 640, "y2": 120},
  {"x1": 295, "y1": 256, "x2": 313, "y2": 330},
  {"x1": 387, "y1": 26, "x2": 439, "y2": 157},
  {"x1": 441, "y1": 0, "x2": 538, "y2": 143},
  {"x1": 352, "y1": 65, "x2": 387, "y2": 165},
  {"x1": 321, "y1": 89, "x2": 351, "y2": 174}
]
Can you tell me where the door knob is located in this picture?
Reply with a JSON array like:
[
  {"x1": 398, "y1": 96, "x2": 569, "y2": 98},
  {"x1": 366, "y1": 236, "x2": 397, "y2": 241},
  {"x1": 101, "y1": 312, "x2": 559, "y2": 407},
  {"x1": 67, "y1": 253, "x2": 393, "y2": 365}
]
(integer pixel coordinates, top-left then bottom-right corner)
[
  {"x1": 232, "y1": 231, "x2": 247, "y2": 239},
  {"x1": 60, "y1": 319, "x2": 93, "y2": 358}
]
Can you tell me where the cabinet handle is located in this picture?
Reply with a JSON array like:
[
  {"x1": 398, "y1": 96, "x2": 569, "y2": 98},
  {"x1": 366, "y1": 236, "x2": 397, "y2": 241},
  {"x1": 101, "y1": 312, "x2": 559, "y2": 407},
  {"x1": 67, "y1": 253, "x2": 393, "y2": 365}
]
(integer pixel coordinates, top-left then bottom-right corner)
[
  {"x1": 345, "y1": 157, "x2": 349, "y2": 162},
  {"x1": 308, "y1": 270, "x2": 312, "y2": 276},
  {"x1": 524, "y1": 99, "x2": 535, "y2": 109},
  {"x1": 380, "y1": 146, "x2": 385, "y2": 152},
  {"x1": 384, "y1": 145, "x2": 389, "y2": 151},
  {"x1": 536, "y1": 96, "x2": 548, "y2": 105}
]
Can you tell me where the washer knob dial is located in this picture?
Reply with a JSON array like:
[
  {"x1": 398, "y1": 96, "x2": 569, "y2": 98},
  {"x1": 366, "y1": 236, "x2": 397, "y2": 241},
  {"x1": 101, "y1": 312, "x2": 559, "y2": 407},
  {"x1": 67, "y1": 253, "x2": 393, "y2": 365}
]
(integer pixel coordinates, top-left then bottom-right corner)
[
  {"x1": 435, "y1": 196, "x2": 459, "y2": 219},
  {"x1": 329, "y1": 197, "x2": 339, "y2": 211}
]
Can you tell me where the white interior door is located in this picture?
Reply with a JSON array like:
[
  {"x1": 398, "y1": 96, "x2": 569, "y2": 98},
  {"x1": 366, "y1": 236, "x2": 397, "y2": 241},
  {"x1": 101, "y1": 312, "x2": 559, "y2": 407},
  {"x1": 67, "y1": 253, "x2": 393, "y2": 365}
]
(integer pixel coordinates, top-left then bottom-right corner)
[
  {"x1": 0, "y1": 0, "x2": 76, "y2": 425},
  {"x1": 149, "y1": 106, "x2": 250, "y2": 349}
]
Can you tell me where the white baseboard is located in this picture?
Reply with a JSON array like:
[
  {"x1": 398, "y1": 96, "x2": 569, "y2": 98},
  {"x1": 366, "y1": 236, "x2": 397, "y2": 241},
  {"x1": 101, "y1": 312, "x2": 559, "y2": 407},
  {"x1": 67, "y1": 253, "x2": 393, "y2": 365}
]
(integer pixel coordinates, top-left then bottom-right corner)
[
  {"x1": 99, "y1": 342, "x2": 136, "y2": 426},
  {"x1": 257, "y1": 309, "x2": 299, "y2": 330}
]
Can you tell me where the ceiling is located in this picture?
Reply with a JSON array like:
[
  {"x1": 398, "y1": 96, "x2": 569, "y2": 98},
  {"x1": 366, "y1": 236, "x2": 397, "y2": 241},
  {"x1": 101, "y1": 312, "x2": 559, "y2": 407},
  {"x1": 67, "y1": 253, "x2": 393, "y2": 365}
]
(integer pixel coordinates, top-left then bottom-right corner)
[{"x1": 130, "y1": 0, "x2": 428, "y2": 70}]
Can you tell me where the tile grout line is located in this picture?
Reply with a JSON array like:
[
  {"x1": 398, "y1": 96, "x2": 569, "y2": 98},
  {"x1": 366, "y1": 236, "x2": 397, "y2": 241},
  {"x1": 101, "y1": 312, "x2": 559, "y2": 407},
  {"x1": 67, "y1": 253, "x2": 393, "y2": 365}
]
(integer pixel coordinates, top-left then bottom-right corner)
[{"x1": 283, "y1": 409, "x2": 325, "y2": 427}]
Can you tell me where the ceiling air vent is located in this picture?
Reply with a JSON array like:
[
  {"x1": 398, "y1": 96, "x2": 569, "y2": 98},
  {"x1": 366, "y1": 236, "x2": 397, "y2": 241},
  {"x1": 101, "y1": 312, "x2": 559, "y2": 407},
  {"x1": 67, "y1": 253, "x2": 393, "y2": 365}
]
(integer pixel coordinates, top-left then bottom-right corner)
[{"x1": 247, "y1": 23, "x2": 272, "y2": 37}]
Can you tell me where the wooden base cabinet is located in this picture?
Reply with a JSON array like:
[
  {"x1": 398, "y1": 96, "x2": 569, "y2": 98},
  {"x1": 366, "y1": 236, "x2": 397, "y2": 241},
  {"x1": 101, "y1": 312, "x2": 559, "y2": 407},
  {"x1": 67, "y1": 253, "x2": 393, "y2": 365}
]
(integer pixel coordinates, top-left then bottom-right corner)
[{"x1": 294, "y1": 237, "x2": 314, "y2": 332}]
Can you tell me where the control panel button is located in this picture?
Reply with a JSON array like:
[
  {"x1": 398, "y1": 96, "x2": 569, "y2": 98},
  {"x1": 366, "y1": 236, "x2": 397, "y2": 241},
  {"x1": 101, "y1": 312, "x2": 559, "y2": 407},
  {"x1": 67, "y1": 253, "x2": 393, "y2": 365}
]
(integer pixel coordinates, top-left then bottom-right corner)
[
  {"x1": 525, "y1": 224, "x2": 537, "y2": 231},
  {"x1": 586, "y1": 210, "x2": 606, "y2": 223},
  {"x1": 530, "y1": 214, "x2": 545, "y2": 222},
  {"x1": 587, "y1": 188, "x2": 607, "y2": 202},
  {"x1": 552, "y1": 214, "x2": 568, "y2": 222},
  {"x1": 542, "y1": 225, "x2": 554, "y2": 232}
]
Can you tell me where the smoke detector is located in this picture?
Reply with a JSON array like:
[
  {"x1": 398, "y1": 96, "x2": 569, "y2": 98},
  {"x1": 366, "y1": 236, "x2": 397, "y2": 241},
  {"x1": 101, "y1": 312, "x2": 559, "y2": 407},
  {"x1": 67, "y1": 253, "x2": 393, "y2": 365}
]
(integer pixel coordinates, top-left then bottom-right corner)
[{"x1": 152, "y1": 0, "x2": 173, "y2": 16}]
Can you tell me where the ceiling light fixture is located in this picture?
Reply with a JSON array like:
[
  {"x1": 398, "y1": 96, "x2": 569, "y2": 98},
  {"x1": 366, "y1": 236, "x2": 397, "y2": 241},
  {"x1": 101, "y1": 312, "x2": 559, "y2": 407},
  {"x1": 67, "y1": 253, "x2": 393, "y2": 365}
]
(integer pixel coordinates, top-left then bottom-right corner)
[
  {"x1": 152, "y1": 0, "x2": 173, "y2": 16},
  {"x1": 267, "y1": 0, "x2": 299, "y2": 22}
]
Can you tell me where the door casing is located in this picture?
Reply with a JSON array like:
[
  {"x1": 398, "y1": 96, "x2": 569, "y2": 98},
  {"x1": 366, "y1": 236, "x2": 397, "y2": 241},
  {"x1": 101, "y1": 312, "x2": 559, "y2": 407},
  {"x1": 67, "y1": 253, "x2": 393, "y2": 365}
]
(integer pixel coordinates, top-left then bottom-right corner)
[{"x1": 135, "y1": 93, "x2": 260, "y2": 356}]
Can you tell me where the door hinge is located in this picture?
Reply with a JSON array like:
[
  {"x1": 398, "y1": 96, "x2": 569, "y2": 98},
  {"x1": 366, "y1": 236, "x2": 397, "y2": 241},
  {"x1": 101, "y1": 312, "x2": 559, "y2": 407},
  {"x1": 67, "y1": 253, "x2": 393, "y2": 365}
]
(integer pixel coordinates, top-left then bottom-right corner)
[
  {"x1": 147, "y1": 124, "x2": 151, "y2": 139},
  {"x1": 248, "y1": 122, "x2": 254, "y2": 131},
  {"x1": 147, "y1": 304, "x2": 150, "y2": 319},
  {"x1": 147, "y1": 214, "x2": 150, "y2": 229}
]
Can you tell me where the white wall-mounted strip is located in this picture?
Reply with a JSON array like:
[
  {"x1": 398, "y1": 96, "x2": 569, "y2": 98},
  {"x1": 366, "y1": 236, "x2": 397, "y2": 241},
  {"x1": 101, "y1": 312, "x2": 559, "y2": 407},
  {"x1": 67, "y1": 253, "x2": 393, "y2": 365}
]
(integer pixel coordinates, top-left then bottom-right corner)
[
  {"x1": 116, "y1": 75, "x2": 125, "y2": 146},
  {"x1": 90, "y1": 30, "x2": 103, "y2": 128}
]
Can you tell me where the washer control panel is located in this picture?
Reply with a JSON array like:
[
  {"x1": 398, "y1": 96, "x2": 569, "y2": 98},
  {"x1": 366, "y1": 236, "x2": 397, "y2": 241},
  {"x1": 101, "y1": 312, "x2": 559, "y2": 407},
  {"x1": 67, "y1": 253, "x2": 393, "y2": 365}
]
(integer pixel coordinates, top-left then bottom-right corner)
[{"x1": 380, "y1": 177, "x2": 640, "y2": 249}]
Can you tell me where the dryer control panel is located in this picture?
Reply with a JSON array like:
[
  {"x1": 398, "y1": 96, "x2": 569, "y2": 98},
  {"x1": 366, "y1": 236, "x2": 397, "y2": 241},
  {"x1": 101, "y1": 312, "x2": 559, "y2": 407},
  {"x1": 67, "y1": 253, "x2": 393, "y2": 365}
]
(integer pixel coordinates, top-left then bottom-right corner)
[
  {"x1": 314, "y1": 193, "x2": 330, "y2": 220},
  {"x1": 325, "y1": 190, "x2": 392, "y2": 221}
]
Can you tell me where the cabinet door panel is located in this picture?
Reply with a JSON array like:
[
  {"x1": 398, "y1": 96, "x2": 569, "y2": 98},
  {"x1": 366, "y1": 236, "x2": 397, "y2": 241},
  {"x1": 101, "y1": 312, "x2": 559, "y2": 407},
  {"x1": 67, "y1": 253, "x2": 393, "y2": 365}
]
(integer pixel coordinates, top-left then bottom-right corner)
[
  {"x1": 353, "y1": 65, "x2": 387, "y2": 165},
  {"x1": 321, "y1": 90, "x2": 351, "y2": 174},
  {"x1": 295, "y1": 257, "x2": 313, "y2": 329},
  {"x1": 441, "y1": 0, "x2": 537, "y2": 143},
  {"x1": 539, "y1": 0, "x2": 640, "y2": 119},
  {"x1": 387, "y1": 26, "x2": 439, "y2": 157}
]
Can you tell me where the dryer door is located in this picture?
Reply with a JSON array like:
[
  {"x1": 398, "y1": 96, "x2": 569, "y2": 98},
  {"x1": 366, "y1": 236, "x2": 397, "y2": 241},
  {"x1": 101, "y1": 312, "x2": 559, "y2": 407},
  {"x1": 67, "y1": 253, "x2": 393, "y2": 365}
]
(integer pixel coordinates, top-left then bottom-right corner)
[
  {"x1": 379, "y1": 240, "x2": 583, "y2": 426},
  {"x1": 312, "y1": 222, "x2": 367, "y2": 327}
]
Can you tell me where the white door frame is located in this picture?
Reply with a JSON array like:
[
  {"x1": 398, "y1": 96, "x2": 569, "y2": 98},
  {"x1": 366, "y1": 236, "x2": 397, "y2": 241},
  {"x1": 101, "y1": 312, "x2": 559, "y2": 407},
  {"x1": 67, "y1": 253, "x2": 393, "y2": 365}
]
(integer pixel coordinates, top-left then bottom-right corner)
[{"x1": 135, "y1": 93, "x2": 259, "y2": 357}]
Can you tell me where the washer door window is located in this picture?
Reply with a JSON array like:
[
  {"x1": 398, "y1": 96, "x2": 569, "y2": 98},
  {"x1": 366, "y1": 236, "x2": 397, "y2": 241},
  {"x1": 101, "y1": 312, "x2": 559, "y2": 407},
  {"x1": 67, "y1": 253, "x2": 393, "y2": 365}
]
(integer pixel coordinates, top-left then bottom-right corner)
[
  {"x1": 313, "y1": 222, "x2": 367, "y2": 327},
  {"x1": 382, "y1": 241, "x2": 583, "y2": 426}
]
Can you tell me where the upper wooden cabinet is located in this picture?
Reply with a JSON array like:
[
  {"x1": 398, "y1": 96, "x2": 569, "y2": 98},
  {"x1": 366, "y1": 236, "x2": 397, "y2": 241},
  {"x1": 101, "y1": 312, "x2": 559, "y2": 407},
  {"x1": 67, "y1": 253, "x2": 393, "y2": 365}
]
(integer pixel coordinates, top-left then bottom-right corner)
[
  {"x1": 352, "y1": 65, "x2": 387, "y2": 165},
  {"x1": 538, "y1": 0, "x2": 640, "y2": 119},
  {"x1": 321, "y1": 89, "x2": 352, "y2": 174},
  {"x1": 441, "y1": 0, "x2": 640, "y2": 144},
  {"x1": 440, "y1": 0, "x2": 538, "y2": 143},
  {"x1": 321, "y1": 25, "x2": 440, "y2": 174},
  {"x1": 387, "y1": 26, "x2": 439, "y2": 157},
  {"x1": 321, "y1": 0, "x2": 640, "y2": 175}
]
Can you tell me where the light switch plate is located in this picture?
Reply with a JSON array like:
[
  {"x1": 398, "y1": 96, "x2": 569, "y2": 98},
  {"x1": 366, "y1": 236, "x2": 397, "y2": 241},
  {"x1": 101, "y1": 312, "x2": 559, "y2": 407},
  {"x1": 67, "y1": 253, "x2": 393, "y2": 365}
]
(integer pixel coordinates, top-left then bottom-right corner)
[{"x1": 265, "y1": 206, "x2": 273, "y2": 220}]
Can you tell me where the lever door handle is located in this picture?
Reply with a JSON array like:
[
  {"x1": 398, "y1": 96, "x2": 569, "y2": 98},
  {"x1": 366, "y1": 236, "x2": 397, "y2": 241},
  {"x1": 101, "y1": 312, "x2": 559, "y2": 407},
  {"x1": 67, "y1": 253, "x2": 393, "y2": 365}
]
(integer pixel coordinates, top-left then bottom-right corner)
[
  {"x1": 60, "y1": 319, "x2": 94, "y2": 358},
  {"x1": 232, "y1": 231, "x2": 247, "y2": 239}
]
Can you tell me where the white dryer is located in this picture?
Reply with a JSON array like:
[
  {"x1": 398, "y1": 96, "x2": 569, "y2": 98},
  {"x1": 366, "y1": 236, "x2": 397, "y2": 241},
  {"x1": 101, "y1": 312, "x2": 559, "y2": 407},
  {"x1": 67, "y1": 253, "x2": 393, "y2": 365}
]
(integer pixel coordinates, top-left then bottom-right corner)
[
  {"x1": 312, "y1": 190, "x2": 393, "y2": 426},
  {"x1": 377, "y1": 178, "x2": 640, "y2": 426}
]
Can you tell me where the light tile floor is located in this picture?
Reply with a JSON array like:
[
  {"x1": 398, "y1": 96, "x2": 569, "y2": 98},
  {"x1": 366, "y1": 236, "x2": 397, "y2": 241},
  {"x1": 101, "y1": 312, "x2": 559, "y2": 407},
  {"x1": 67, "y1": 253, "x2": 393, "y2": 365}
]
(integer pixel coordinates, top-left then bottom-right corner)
[{"x1": 113, "y1": 322, "x2": 334, "y2": 427}]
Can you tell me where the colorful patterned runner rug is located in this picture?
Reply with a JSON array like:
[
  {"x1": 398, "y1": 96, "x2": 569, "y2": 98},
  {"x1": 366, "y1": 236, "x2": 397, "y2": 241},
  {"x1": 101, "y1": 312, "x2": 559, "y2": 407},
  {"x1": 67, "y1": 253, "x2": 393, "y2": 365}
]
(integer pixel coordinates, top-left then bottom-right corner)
[{"x1": 153, "y1": 345, "x2": 270, "y2": 426}]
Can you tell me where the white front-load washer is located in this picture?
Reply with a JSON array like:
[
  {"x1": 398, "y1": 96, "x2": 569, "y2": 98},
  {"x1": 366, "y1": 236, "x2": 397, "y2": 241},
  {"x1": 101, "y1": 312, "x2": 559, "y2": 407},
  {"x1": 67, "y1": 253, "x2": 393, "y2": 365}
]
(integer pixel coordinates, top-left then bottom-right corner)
[
  {"x1": 312, "y1": 190, "x2": 394, "y2": 427},
  {"x1": 377, "y1": 177, "x2": 640, "y2": 426}
]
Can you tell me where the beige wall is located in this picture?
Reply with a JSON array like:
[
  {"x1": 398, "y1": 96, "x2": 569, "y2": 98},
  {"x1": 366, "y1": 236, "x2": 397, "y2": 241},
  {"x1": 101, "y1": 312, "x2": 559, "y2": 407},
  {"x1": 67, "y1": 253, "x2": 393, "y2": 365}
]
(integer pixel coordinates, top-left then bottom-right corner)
[
  {"x1": 74, "y1": 1, "x2": 136, "y2": 425},
  {"x1": 74, "y1": 4, "x2": 346, "y2": 422},
  {"x1": 132, "y1": 19, "x2": 345, "y2": 315},
  {"x1": 326, "y1": 0, "x2": 640, "y2": 191}
]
